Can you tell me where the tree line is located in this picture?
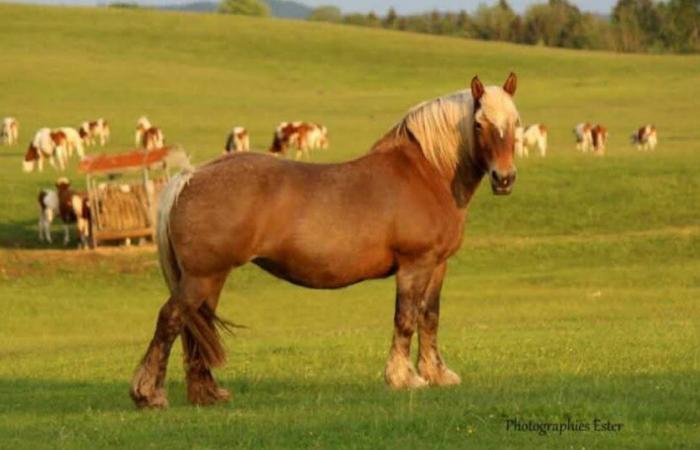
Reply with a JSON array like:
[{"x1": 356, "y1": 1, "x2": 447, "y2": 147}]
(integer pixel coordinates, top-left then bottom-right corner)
[{"x1": 218, "y1": 0, "x2": 700, "y2": 53}]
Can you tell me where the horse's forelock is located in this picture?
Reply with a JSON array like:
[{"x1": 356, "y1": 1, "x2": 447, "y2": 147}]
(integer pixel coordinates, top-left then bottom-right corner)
[{"x1": 478, "y1": 87, "x2": 520, "y2": 134}]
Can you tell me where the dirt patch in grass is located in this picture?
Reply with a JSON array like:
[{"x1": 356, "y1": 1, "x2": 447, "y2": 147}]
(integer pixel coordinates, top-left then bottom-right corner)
[{"x1": 0, "y1": 245, "x2": 158, "y2": 280}]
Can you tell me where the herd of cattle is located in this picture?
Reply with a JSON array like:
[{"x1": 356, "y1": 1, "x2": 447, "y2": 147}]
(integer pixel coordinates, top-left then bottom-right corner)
[{"x1": 0, "y1": 114, "x2": 658, "y2": 248}]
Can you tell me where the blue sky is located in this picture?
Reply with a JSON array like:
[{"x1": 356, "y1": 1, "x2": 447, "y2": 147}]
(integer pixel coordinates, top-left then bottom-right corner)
[{"x1": 9, "y1": 0, "x2": 617, "y2": 14}]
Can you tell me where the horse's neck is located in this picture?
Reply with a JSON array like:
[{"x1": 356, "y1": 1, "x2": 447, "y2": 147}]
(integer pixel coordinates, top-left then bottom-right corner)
[
  {"x1": 451, "y1": 158, "x2": 484, "y2": 209},
  {"x1": 370, "y1": 128, "x2": 483, "y2": 210}
]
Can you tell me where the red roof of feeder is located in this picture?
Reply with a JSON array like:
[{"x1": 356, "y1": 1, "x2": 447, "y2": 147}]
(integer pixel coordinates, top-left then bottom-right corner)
[{"x1": 79, "y1": 148, "x2": 171, "y2": 174}]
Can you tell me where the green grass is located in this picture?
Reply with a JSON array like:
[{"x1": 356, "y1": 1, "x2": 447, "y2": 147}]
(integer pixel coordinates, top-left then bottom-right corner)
[{"x1": 0, "y1": 3, "x2": 699, "y2": 449}]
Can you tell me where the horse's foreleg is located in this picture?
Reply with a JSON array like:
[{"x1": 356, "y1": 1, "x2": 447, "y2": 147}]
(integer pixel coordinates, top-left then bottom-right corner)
[
  {"x1": 385, "y1": 264, "x2": 434, "y2": 389},
  {"x1": 63, "y1": 224, "x2": 70, "y2": 246},
  {"x1": 130, "y1": 296, "x2": 184, "y2": 408},
  {"x1": 181, "y1": 273, "x2": 231, "y2": 405},
  {"x1": 417, "y1": 262, "x2": 461, "y2": 386}
]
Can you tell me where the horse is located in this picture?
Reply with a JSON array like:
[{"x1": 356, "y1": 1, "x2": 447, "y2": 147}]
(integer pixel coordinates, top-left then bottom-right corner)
[
  {"x1": 38, "y1": 178, "x2": 91, "y2": 247},
  {"x1": 631, "y1": 124, "x2": 657, "y2": 151},
  {"x1": 574, "y1": 122, "x2": 593, "y2": 152},
  {"x1": 224, "y1": 126, "x2": 250, "y2": 153},
  {"x1": 515, "y1": 124, "x2": 547, "y2": 157},
  {"x1": 23, "y1": 128, "x2": 67, "y2": 172},
  {"x1": 79, "y1": 119, "x2": 110, "y2": 147},
  {"x1": 130, "y1": 73, "x2": 521, "y2": 409},
  {"x1": 591, "y1": 124, "x2": 608, "y2": 154},
  {"x1": 2, "y1": 117, "x2": 19, "y2": 145}
]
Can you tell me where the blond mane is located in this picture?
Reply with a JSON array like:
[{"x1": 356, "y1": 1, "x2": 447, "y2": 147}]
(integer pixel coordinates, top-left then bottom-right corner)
[{"x1": 385, "y1": 86, "x2": 519, "y2": 178}]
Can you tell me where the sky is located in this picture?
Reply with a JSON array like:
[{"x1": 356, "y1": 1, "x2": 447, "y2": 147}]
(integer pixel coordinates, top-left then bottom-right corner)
[{"x1": 8, "y1": 0, "x2": 617, "y2": 15}]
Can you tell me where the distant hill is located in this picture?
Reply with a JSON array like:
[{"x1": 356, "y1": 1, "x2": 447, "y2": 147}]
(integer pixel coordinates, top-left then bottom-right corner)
[{"x1": 160, "y1": 0, "x2": 312, "y2": 18}]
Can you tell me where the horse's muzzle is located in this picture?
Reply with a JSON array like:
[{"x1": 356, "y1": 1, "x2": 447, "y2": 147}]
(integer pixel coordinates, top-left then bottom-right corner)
[{"x1": 490, "y1": 169, "x2": 516, "y2": 195}]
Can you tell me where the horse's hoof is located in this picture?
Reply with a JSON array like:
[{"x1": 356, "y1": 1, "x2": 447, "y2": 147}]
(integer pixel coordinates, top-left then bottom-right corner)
[
  {"x1": 418, "y1": 362, "x2": 462, "y2": 387},
  {"x1": 432, "y1": 368, "x2": 461, "y2": 387},
  {"x1": 130, "y1": 387, "x2": 169, "y2": 409},
  {"x1": 188, "y1": 384, "x2": 231, "y2": 406},
  {"x1": 385, "y1": 366, "x2": 429, "y2": 390}
]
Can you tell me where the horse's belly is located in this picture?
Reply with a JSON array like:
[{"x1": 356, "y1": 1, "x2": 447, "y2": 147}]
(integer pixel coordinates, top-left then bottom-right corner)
[{"x1": 252, "y1": 246, "x2": 395, "y2": 289}]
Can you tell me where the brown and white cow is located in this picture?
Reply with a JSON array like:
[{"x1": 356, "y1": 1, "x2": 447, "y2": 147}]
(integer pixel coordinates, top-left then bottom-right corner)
[
  {"x1": 57, "y1": 127, "x2": 85, "y2": 159},
  {"x1": 38, "y1": 177, "x2": 91, "y2": 247},
  {"x1": 515, "y1": 123, "x2": 547, "y2": 157},
  {"x1": 574, "y1": 122, "x2": 593, "y2": 152},
  {"x1": 631, "y1": 124, "x2": 657, "y2": 151},
  {"x1": 268, "y1": 122, "x2": 324, "y2": 160},
  {"x1": 142, "y1": 127, "x2": 164, "y2": 151},
  {"x1": 135, "y1": 116, "x2": 164, "y2": 150},
  {"x1": 2, "y1": 117, "x2": 19, "y2": 145},
  {"x1": 224, "y1": 126, "x2": 250, "y2": 153},
  {"x1": 591, "y1": 124, "x2": 608, "y2": 154},
  {"x1": 79, "y1": 118, "x2": 110, "y2": 147},
  {"x1": 23, "y1": 128, "x2": 67, "y2": 172}
]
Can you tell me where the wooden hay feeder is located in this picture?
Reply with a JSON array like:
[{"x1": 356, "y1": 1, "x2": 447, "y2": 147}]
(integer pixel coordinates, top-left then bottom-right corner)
[{"x1": 78, "y1": 147, "x2": 188, "y2": 247}]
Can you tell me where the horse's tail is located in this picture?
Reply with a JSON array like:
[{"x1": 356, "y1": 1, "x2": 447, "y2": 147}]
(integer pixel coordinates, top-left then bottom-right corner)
[
  {"x1": 156, "y1": 169, "x2": 194, "y2": 295},
  {"x1": 156, "y1": 168, "x2": 236, "y2": 368}
]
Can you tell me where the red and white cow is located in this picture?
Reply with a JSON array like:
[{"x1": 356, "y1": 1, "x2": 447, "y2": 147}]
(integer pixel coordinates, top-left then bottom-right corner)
[
  {"x1": 38, "y1": 177, "x2": 91, "y2": 247},
  {"x1": 142, "y1": 127, "x2": 164, "y2": 150},
  {"x1": 2, "y1": 117, "x2": 19, "y2": 145},
  {"x1": 57, "y1": 127, "x2": 85, "y2": 159},
  {"x1": 224, "y1": 126, "x2": 250, "y2": 153},
  {"x1": 591, "y1": 124, "x2": 608, "y2": 154},
  {"x1": 268, "y1": 122, "x2": 326, "y2": 160},
  {"x1": 135, "y1": 116, "x2": 164, "y2": 150},
  {"x1": 23, "y1": 128, "x2": 67, "y2": 172},
  {"x1": 79, "y1": 118, "x2": 110, "y2": 147},
  {"x1": 515, "y1": 123, "x2": 547, "y2": 157},
  {"x1": 631, "y1": 124, "x2": 657, "y2": 151},
  {"x1": 574, "y1": 122, "x2": 593, "y2": 152}
]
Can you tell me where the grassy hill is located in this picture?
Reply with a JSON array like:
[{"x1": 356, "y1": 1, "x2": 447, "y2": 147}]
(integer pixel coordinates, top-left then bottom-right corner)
[{"x1": 0, "y1": 3, "x2": 698, "y2": 449}]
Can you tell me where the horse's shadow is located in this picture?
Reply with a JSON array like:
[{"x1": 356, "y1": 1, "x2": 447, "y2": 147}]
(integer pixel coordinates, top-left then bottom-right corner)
[{"x1": 0, "y1": 377, "x2": 376, "y2": 415}]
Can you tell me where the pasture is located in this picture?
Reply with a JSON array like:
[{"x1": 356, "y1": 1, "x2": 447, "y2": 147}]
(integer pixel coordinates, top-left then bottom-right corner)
[{"x1": 0, "y1": 3, "x2": 699, "y2": 448}]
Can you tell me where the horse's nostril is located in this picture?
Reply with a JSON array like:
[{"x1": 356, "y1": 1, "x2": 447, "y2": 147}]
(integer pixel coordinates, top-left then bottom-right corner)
[{"x1": 490, "y1": 170, "x2": 499, "y2": 182}]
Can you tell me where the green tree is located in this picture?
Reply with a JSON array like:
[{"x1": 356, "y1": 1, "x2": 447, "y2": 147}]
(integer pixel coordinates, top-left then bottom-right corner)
[
  {"x1": 472, "y1": 0, "x2": 519, "y2": 41},
  {"x1": 308, "y1": 5, "x2": 342, "y2": 23},
  {"x1": 383, "y1": 7, "x2": 398, "y2": 28},
  {"x1": 612, "y1": 0, "x2": 663, "y2": 52},
  {"x1": 218, "y1": 0, "x2": 270, "y2": 16}
]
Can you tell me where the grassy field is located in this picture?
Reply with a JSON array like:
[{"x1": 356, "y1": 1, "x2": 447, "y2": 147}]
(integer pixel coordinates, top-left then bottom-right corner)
[{"x1": 1, "y1": 3, "x2": 699, "y2": 449}]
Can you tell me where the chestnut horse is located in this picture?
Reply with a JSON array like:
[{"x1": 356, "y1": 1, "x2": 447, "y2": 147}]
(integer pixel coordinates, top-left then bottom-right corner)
[{"x1": 130, "y1": 73, "x2": 521, "y2": 408}]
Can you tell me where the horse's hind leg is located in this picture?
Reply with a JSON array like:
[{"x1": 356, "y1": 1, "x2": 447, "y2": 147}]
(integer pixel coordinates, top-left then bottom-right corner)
[
  {"x1": 180, "y1": 272, "x2": 232, "y2": 406},
  {"x1": 417, "y1": 262, "x2": 461, "y2": 386},
  {"x1": 385, "y1": 262, "x2": 435, "y2": 389},
  {"x1": 130, "y1": 295, "x2": 184, "y2": 408}
]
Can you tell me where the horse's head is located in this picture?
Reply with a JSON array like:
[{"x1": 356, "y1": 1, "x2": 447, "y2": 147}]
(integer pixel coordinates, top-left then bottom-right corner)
[
  {"x1": 471, "y1": 73, "x2": 520, "y2": 195},
  {"x1": 23, "y1": 143, "x2": 38, "y2": 172}
]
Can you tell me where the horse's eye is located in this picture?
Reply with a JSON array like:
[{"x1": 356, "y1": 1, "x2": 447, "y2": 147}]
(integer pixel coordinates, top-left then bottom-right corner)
[{"x1": 475, "y1": 122, "x2": 483, "y2": 132}]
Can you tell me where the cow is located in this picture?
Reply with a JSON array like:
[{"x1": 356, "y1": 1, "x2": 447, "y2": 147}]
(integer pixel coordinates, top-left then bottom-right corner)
[
  {"x1": 79, "y1": 118, "x2": 110, "y2": 147},
  {"x1": 631, "y1": 124, "x2": 657, "y2": 151},
  {"x1": 56, "y1": 127, "x2": 85, "y2": 159},
  {"x1": 268, "y1": 121, "x2": 319, "y2": 160},
  {"x1": 224, "y1": 126, "x2": 250, "y2": 153},
  {"x1": 2, "y1": 117, "x2": 19, "y2": 145},
  {"x1": 23, "y1": 128, "x2": 67, "y2": 172},
  {"x1": 142, "y1": 127, "x2": 164, "y2": 151},
  {"x1": 574, "y1": 122, "x2": 593, "y2": 152},
  {"x1": 591, "y1": 124, "x2": 608, "y2": 154},
  {"x1": 38, "y1": 178, "x2": 91, "y2": 247},
  {"x1": 515, "y1": 123, "x2": 547, "y2": 157}
]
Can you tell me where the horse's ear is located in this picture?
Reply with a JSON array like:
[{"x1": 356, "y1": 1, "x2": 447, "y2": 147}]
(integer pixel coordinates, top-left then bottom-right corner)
[
  {"x1": 503, "y1": 72, "x2": 517, "y2": 96},
  {"x1": 471, "y1": 76, "x2": 485, "y2": 102}
]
